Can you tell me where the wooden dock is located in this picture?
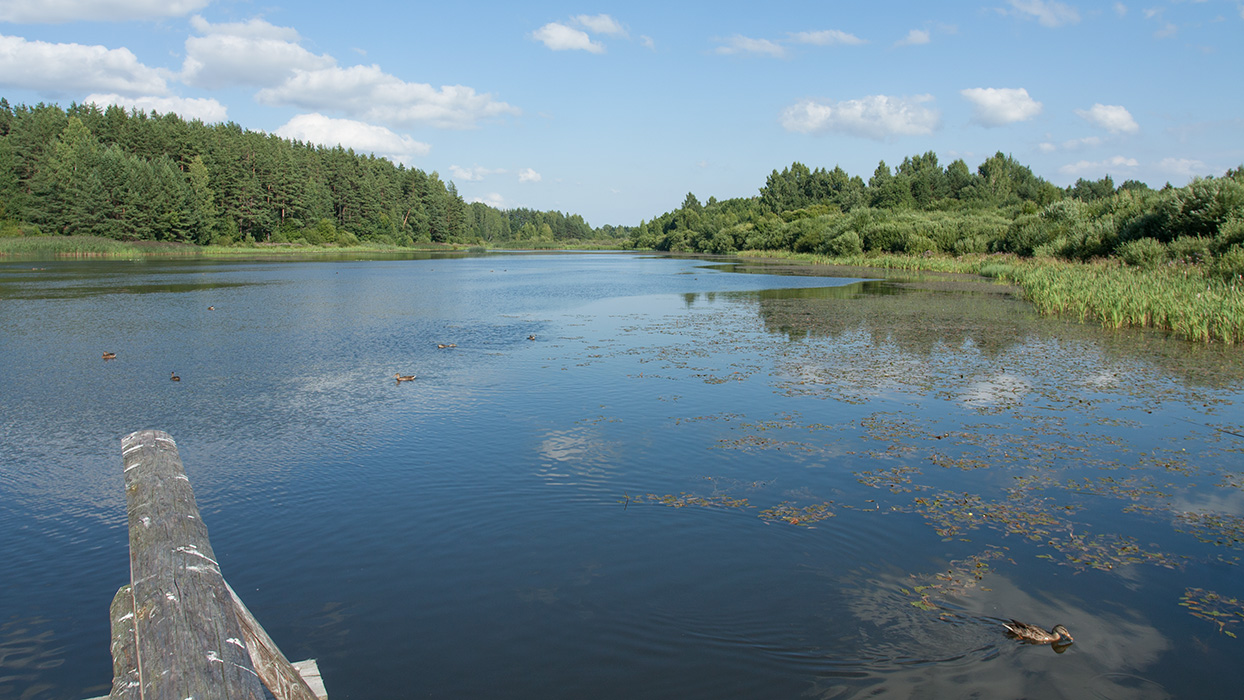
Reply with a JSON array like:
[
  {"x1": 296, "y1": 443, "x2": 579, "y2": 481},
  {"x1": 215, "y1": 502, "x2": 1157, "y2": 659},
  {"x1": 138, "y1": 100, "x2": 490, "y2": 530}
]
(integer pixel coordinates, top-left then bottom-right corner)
[{"x1": 91, "y1": 429, "x2": 326, "y2": 700}]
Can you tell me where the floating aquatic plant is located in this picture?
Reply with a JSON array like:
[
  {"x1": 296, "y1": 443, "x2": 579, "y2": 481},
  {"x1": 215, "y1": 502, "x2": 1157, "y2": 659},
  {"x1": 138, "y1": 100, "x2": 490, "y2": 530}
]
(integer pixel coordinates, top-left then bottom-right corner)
[{"x1": 1180, "y1": 588, "x2": 1244, "y2": 638}]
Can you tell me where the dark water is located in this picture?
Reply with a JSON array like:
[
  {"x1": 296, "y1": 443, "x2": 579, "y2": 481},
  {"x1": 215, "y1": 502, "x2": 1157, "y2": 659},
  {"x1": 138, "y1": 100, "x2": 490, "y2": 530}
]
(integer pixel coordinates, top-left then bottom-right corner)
[{"x1": 0, "y1": 253, "x2": 1241, "y2": 699}]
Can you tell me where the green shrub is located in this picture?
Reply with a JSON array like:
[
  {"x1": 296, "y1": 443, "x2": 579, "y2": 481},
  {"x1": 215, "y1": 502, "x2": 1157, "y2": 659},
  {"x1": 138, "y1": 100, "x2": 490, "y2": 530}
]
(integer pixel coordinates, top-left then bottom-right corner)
[
  {"x1": 1117, "y1": 237, "x2": 1167, "y2": 269},
  {"x1": 1210, "y1": 245, "x2": 1244, "y2": 283},
  {"x1": 824, "y1": 230, "x2": 863, "y2": 257},
  {"x1": 0, "y1": 220, "x2": 40, "y2": 237},
  {"x1": 706, "y1": 230, "x2": 738, "y2": 254},
  {"x1": 860, "y1": 220, "x2": 908, "y2": 253},
  {"x1": 1001, "y1": 215, "x2": 1051, "y2": 255},
  {"x1": 1215, "y1": 214, "x2": 1244, "y2": 254},
  {"x1": 905, "y1": 234, "x2": 937, "y2": 254},
  {"x1": 1168, "y1": 236, "x2": 1212, "y2": 265},
  {"x1": 952, "y1": 234, "x2": 990, "y2": 255}
]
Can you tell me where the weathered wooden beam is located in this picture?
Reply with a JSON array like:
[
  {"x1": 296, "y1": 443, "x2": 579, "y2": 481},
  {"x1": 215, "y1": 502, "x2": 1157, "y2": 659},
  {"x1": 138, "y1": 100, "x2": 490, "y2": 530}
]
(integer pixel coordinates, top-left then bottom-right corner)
[
  {"x1": 225, "y1": 579, "x2": 321, "y2": 700},
  {"x1": 106, "y1": 584, "x2": 140, "y2": 700},
  {"x1": 120, "y1": 429, "x2": 265, "y2": 700}
]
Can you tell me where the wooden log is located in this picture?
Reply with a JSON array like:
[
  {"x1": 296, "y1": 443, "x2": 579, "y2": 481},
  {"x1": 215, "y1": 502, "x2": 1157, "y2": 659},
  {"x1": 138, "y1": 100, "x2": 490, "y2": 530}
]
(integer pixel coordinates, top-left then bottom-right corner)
[
  {"x1": 106, "y1": 584, "x2": 140, "y2": 700},
  {"x1": 225, "y1": 579, "x2": 321, "y2": 700},
  {"x1": 120, "y1": 429, "x2": 265, "y2": 700}
]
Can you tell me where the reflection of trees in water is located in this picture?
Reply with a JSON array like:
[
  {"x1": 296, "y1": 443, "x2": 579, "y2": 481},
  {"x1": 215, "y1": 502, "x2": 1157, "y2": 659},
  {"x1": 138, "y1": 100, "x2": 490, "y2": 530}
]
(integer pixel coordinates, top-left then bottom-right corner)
[{"x1": 733, "y1": 276, "x2": 1244, "y2": 392}]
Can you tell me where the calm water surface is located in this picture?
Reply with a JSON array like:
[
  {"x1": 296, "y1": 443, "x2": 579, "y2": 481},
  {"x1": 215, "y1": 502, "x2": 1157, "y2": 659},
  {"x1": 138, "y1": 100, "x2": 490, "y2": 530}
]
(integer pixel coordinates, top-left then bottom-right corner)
[{"x1": 0, "y1": 253, "x2": 1241, "y2": 699}]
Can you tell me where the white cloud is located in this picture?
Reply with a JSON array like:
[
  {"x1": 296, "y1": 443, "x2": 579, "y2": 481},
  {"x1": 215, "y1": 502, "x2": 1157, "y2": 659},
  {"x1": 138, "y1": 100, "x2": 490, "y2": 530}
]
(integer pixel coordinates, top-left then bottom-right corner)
[
  {"x1": 0, "y1": 0, "x2": 208, "y2": 23},
  {"x1": 274, "y1": 113, "x2": 430, "y2": 165},
  {"x1": 518, "y1": 168, "x2": 542, "y2": 183},
  {"x1": 789, "y1": 29, "x2": 866, "y2": 46},
  {"x1": 1154, "y1": 21, "x2": 1178, "y2": 37},
  {"x1": 181, "y1": 15, "x2": 335, "y2": 89},
  {"x1": 1114, "y1": 3, "x2": 1128, "y2": 17},
  {"x1": 449, "y1": 165, "x2": 505, "y2": 181},
  {"x1": 1006, "y1": 0, "x2": 1081, "y2": 27},
  {"x1": 1159, "y1": 157, "x2": 1208, "y2": 178},
  {"x1": 0, "y1": 35, "x2": 167, "y2": 96},
  {"x1": 895, "y1": 29, "x2": 931, "y2": 46},
  {"x1": 82, "y1": 93, "x2": 227, "y2": 122},
  {"x1": 960, "y1": 87, "x2": 1042, "y2": 126},
  {"x1": 256, "y1": 64, "x2": 520, "y2": 130},
  {"x1": 471, "y1": 193, "x2": 507, "y2": 208},
  {"x1": 572, "y1": 14, "x2": 627, "y2": 37},
  {"x1": 780, "y1": 94, "x2": 940, "y2": 140},
  {"x1": 1038, "y1": 136, "x2": 1105, "y2": 152},
  {"x1": 1075, "y1": 103, "x2": 1140, "y2": 133},
  {"x1": 640, "y1": 35, "x2": 656, "y2": 50},
  {"x1": 715, "y1": 35, "x2": 786, "y2": 57},
  {"x1": 1058, "y1": 156, "x2": 1140, "y2": 176},
  {"x1": 532, "y1": 22, "x2": 604, "y2": 53}
]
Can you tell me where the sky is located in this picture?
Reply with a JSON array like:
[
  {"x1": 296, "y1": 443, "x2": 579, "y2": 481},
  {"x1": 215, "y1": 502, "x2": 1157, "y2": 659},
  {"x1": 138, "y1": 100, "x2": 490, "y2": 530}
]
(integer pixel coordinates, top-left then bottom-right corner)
[{"x1": 0, "y1": 0, "x2": 1241, "y2": 226}]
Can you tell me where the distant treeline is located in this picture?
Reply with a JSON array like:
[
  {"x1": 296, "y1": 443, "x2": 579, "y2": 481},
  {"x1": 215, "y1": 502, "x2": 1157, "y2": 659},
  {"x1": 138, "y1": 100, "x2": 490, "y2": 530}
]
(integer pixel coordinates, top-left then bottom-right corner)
[
  {"x1": 632, "y1": 153, "x2": 1244, "y2": 278},
  {"x1": 0, "y1": 99, "x2": 613, "y2": 246}
]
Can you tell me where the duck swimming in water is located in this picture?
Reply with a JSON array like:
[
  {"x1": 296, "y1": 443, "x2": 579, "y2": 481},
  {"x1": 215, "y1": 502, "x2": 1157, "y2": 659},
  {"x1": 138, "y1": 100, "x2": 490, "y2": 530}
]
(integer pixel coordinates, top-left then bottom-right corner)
[
  {"x1": 170, "y1": 371, "x2": 181, "y2": 381},
  {"x1": 102, "y1": 352, "x2": 117, "y2": 360},
  {"x1": 1003, "y1": 620, "x2": 1073, "y2": 644},
  {"x1": 395, "y1": 373, "x2": 416, "y2": 382}
]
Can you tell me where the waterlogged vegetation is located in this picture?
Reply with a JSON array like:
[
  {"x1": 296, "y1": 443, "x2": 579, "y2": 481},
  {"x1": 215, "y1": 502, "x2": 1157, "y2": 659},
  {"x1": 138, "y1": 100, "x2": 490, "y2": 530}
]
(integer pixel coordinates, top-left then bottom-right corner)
[{"x1": 581, "y1": 267, "x2": 1244, "y2": 658}]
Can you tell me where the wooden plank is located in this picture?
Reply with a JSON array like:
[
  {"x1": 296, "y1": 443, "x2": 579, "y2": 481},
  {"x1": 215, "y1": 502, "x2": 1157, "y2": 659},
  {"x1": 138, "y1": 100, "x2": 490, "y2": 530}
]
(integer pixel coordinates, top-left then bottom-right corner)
[
  {"x1": 290, "y1": 660, "x2": 328, "y2": 700},
  {"x1": 121, "y1": 429, "x2": 265, "y2": 700},
  {"x1": 225, "y1": 579, "x2": 322, "y2": 700},
  {"x1": 106, "y1": 584, "x2": 140, "y2": 700}
]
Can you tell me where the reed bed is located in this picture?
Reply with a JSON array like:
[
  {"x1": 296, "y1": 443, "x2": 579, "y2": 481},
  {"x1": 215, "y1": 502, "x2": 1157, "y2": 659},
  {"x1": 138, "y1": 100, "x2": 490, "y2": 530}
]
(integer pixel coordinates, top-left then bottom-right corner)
[
  {"x1": 995, "y1": 261, "x2": 1244, "y2": 344},
  {"x1": 0, "y1": 236, "x2": 149, "y2": 258}
]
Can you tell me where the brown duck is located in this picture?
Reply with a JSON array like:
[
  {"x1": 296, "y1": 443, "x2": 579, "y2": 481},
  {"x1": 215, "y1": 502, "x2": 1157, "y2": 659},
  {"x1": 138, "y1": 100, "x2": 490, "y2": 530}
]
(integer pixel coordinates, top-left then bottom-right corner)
[
  {"x1": 394, "y1": 373, "x2": 417, "y2": 382},
  {"x1": 102, "y1": 352, "x2": 117, "y2": 360},
  {"x1": 1003, "y1": 620, "x2": 1073, "y2": 644}
]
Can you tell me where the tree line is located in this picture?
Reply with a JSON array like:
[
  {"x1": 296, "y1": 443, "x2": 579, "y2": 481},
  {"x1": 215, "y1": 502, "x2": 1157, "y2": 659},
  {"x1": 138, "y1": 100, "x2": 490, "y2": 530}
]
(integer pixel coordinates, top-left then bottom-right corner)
[
  {"x1": 631, "y1": 152, "x2": 1244, "y2": 279},
  {"x1": 0, "y1": 99, "x2": 611, "y2": 246}
]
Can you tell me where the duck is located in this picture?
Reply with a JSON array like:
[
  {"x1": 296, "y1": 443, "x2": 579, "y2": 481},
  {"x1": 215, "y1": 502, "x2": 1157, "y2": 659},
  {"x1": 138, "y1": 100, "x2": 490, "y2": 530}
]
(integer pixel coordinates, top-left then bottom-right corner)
[
  {"x1": 207, "y1": 306, "x2": 215, "y2": 311},
  {"x1": 170, "y1": 371, "x2": 181, "y2": 382},
  {"x1": 1002, "y1": 620, "x2": 1073, "y2": 644},
  {"x1": 437, "y1": 343, "x2": 457, "y2": 349},
  {"x1": 527, "y1": 334, "x2": 536, "y2": 341},
  {"x1": 394, "y1": 373, "x2": 417, "y2": 382},
  {"x1": 102, "y1": 352, "x2": 117, "y2": 360}
]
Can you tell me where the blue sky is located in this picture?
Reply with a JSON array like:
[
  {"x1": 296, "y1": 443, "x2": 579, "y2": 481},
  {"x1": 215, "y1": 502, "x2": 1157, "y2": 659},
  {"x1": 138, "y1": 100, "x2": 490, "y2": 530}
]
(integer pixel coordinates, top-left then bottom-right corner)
[{"x1": 1, "y1": 1, "x2": 1241, "y2": 226}]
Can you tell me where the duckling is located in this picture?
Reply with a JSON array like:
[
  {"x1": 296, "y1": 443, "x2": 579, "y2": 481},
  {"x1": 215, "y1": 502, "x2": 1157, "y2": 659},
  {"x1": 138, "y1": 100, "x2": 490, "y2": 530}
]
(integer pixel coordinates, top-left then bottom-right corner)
[
  {"x1": 1003, "y1": 620, "x2": 1073, "y2": 644},
  {"x1": 170, "y1": 371, "x2": 181, "y2": 382},
  {"x1": 395, "y1": 373, "x2": 417, "y2": 382},
  {"x1": 102, "y1": 352, "x2": 117, "y2": 360}
]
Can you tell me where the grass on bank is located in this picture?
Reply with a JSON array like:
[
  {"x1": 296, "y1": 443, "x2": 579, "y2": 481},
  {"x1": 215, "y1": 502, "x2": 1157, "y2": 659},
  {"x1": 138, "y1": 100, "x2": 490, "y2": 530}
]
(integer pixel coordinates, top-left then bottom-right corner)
[{"x1": 740, "y1": 250, "x2": 1244, "y2": 345}]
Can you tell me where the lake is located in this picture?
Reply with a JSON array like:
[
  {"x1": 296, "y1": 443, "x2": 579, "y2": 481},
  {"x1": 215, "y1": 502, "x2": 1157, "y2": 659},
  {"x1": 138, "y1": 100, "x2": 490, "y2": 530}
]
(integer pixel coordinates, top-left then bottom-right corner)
[{"x1": 1, "y1": 252, "x2": 1241, "y2": 699}]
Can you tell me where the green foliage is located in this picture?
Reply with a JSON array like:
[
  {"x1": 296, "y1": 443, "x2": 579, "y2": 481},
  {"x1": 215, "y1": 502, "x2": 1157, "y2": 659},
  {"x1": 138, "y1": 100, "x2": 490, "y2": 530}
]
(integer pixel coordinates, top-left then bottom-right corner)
[
  {"x1": 824, "y1": 230, "x2": 863, "y2": 257},
  {"x1": 0, "y1": 98, "x2": 523, "y2": 247},
  {"x1": 1210, "y1": 245, "x2": 1244, "y2": 283},
  {"x1": 1117, "y1": 238, "x2": 1168, "y2": 269}
]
